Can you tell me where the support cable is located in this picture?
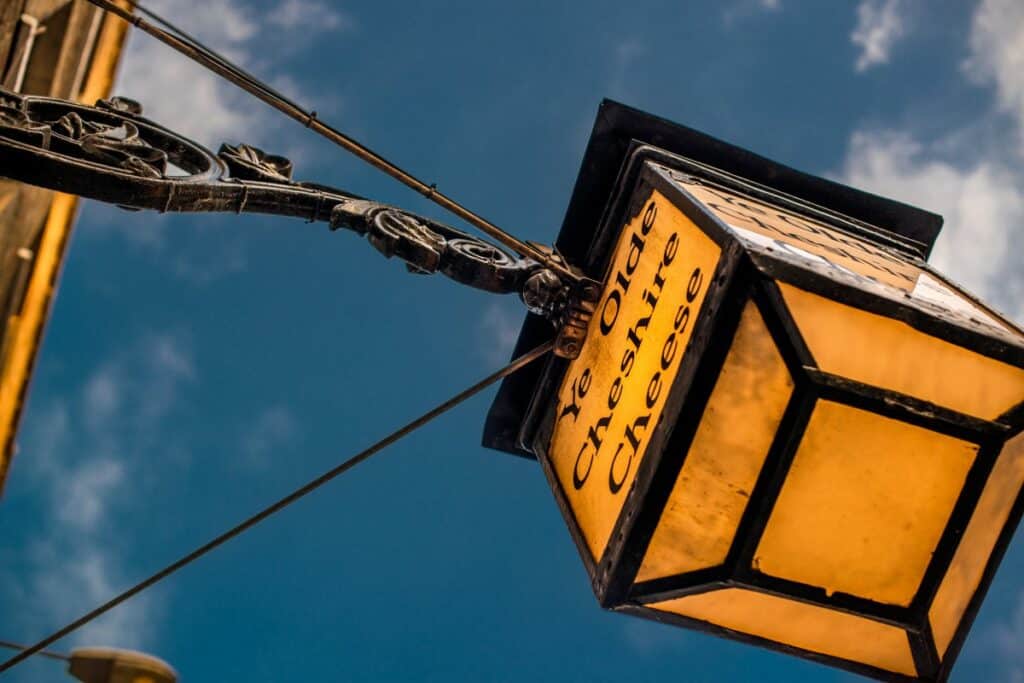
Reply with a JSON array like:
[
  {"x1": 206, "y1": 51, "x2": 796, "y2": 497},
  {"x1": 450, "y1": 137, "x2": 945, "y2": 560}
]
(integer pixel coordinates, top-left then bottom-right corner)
[
  {"x1": 0, "y1": 341, "x2": 553, "y2": 674},
  {"x1": 82, "y1": 0, "x2": 580, "y2": 285},
  {"x1": 0, "y1": 640, "x2": 67, "y2": 663}
]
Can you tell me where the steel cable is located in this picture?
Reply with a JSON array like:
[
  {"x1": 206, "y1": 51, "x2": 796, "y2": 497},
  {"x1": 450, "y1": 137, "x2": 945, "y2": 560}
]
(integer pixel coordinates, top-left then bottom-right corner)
[{"x1": 0, "y1": 341, "x2": 552, "y2": 673}]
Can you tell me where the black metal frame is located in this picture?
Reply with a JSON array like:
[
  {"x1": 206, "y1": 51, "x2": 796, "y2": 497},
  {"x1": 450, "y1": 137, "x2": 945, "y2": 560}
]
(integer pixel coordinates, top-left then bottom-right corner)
[
  {"x1": 0, "y1": 87, "x2": 591, "y2": 317},
  {"x1": 490, "y1": 125, "x2": 1024, "y2": 681}
]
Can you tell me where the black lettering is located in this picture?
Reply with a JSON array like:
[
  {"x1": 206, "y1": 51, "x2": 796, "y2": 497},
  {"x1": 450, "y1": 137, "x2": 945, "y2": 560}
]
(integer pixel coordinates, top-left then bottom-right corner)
[
  {"x1": 627, "y1": 313, "x2": 651, "y2": 349},
  {"x1": 573, "y1": 443, "x2": 595, "y2": 489},
  {"x1": 609, "y1": 414, "x2": 651, "y2": 493},
  {"x1": 646, "y1": 372, "x2": 662, "y2": 409},
  {"x1": 600, "y1": 290, "x2": 620, "y2": 335},
  {"x1": 664, "y1": 232, "x2": 678, "y2": 265},
  {"x1": 675, "y1": 304, "x2": 690, "y2": 332},
  {"x1": 687, "y1": 268, "x2": 703, "y2": 303},
  {"x1": 661, "y1": 333, "x2": 677, "y2": 370},
  {"x1": 626, "y1": 232, "x2": 645, "y2": 276},
  {"x1": 621, "y1": 347, "x2": 635, "y2": 376},
  {"x1": 641, "y1": 202, "x2": 657, "y2": 235},
  {"x1": 608, "y1": 377, "x2": 623, "y2": 410},
  {"x1": 614, "y1": 270, "x2": 631, "y2": 294},
  {"x1": 587, "y1": 414, "x2": 611, "y2": 452},
  {"x1": 652, "y1": 263, "x2": 667, "y2": 293}
]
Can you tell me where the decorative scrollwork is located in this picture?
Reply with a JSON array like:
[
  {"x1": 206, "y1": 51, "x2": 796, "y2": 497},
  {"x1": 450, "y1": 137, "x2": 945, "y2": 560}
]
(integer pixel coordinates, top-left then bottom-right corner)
[
  {"x1": 365, "y1": 209, "x2": 446, "y2": 273},
  {"x1": 52, "y1": 111, "x2": 169, "y2": 178},
  {"x1": 329, "y1": 204, "x2": 541, "y2": 293},
  {"x1": 218, "y1": 143, "x2": 293, "y2": 183},
  {"x1": 0, "y1": 87, "x2": 576, "y2": 317},
  {"x1": 96, "y1": 96, "x2": 144, "y2": 116}
]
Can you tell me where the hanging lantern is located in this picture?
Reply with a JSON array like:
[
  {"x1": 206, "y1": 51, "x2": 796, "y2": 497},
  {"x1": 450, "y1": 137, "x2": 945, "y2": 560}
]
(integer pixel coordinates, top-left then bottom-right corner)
[{"x1": 484, "y1": 100, "x2": 1024, "y2": 682}]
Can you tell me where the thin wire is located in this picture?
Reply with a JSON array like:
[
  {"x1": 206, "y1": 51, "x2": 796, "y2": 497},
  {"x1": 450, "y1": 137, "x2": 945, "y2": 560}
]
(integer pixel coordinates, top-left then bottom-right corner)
[
  {"x1": 0, "y1": 640, "x2": 67, "y2": 663},
  {"x1": 82, "y1": 0, "x2": 579, "y2": 284},
  {"x1": 0, "y1": 341, "x2": 553, "y2": 674}
]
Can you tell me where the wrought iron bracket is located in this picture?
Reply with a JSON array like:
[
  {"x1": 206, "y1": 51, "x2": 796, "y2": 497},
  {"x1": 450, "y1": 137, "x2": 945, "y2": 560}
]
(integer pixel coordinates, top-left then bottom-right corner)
[{"x1": 0, "y1": 88, "x2": 598, "y2": 357}]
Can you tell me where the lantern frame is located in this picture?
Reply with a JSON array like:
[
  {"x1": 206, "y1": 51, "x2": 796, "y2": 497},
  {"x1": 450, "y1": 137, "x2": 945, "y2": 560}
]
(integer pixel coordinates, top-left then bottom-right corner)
[{"x1": 484, "y1": 100, "x2": 1024, "y2": 683}]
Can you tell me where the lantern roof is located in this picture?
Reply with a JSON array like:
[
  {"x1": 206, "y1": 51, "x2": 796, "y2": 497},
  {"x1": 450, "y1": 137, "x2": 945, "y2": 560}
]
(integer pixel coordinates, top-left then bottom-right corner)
[{"x1": 482, "y1": 99, "x2": 945, "y2": 458}]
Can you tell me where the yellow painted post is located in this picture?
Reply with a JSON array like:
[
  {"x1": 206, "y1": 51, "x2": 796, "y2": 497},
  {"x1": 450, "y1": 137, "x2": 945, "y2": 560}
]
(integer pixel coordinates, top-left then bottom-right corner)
[{"x1": 0, "y1": 1, "x2": 132, "y2": 493}]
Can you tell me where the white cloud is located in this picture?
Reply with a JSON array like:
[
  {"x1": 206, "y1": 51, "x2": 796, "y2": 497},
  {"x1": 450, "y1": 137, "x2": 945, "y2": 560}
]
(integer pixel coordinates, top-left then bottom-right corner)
[
  {"x1": 993, "y1": 591, "x2": 1024, "y2": 682},
  {"x1": 9, "y1": 333, "x2": 195, "y2": 650},
  {"x1": 838, "y1": 130, "x2": 1024, "y2": 321},
  {"x1": 241, "y1": 405, "x2": 299, "y2": 470},
  {"x1": 835, "y1": 0, "x2": 1024, "y2": 331},
  {"x1": 28, "y1": 541, "x2": 154, "y2": 650},
  {"x1": 56, "y1": 457, "x2": 125, "y2": 530},
  {"x1": 477, "y1": 300, "x2": 521, "y2": 365},
  {"x1": 608, "y1": 39, "x2": 647, "y2": 100},
  {"x1": 88, "y1": 0, "x2": 352, "y2": 286},
  {"x1": 723, "y1": 0, "x2": 782, "y2": 25},
  {"x1": 117, "y1": 0, "x2": 257, "y2": 146},
  {"x1": 116, "y1": 0, "x2": 350, "y2": 146},
  {"x1": 851, "y1": 0, "x2": 907, "y2": 72},
  {"x1": 964, "y1": 0, "x2": 1024, "y2": 150},
  {"x1": 268, "y1": 0, "x2": 352, "y2": 32}
]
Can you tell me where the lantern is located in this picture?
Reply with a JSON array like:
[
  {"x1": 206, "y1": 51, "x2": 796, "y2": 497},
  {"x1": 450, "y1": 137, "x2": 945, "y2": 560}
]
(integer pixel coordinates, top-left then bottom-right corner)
[{"x1": 484, "y1": 101, "x2": 1024, "y2": 682}]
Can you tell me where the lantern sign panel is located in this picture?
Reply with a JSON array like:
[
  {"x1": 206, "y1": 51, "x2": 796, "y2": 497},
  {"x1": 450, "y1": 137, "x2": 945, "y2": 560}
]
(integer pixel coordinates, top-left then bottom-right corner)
[
  {"x1": 548, "y1": 190, "x2": 720, "y2": 560},
  {"x1": 483, "y1": 101, "x2": 1024, "y2": 683}
]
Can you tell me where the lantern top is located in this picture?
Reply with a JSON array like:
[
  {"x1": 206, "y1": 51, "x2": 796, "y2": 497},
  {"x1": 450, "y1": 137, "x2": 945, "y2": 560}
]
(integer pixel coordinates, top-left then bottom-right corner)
[{"x1": 482, "y1": 99, "x2": 946, "y2": 458}]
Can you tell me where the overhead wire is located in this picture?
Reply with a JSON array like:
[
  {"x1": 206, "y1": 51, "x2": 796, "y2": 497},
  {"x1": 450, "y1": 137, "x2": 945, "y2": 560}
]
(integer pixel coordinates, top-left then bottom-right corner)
[
  {"x1": 0, "y1": 640, "x2": 67, "y2": 663},
  {"x1": 81, "y1": 0, "x2": 580, "y2": 284},
  {"x1": 0, "y1": 340, "x2": 553, "y2": 673}
]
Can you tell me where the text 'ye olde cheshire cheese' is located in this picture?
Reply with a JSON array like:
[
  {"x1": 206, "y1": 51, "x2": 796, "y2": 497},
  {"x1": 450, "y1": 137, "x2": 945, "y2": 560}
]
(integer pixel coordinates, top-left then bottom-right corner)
[{"x1": 548, "y1": 191, "x2": 721, "y2": 559}]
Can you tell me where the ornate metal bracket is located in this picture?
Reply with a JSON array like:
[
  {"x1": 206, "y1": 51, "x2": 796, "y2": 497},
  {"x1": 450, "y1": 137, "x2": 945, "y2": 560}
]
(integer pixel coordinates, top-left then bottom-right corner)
[{"x1": 0, "y1": 88, "x2": 597, "y2": 357}]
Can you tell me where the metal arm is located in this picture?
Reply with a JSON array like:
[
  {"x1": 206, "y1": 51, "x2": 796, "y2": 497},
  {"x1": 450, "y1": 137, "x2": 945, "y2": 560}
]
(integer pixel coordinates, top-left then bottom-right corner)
[{"x1": 0, "y1": 88, "x2": 596, "y2": 355}]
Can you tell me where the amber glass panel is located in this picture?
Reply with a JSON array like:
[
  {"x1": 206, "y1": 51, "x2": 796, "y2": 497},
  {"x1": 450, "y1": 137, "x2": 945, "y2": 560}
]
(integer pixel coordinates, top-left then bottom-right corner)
[
  {"x1": 636, "y1": 302, "x2": 792, "y2": 581},
  {"x1": 652, "y1": 588, "x2": 916, "y2": 676},
  {"x1": 780, "y1": 283, "x2": 1024, "y2": 420},
  {"x1": 546, "y1": 190, "x2": 722, "y2": 559},
  {"x1": 930, "y1": 431, "x2": 1024, "y2": 656},
  {"x1": 755, "y1": 401, "x2": 977, "y2": 606}
]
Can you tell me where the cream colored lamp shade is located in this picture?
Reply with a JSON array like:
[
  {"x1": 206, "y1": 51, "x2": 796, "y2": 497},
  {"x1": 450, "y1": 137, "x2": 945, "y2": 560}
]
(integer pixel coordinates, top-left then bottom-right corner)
[
  {"x1": 484, "y1": 102, "x2": 1024, "y2": 683},
  {"x1": 68, "y1": 647, "x2": 177, "y2": 683}
]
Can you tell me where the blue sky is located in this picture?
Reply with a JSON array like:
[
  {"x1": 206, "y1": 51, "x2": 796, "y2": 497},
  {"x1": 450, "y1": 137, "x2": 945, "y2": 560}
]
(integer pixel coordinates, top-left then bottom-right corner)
[{"x1": 3, "y1": 0, "x2": 1024, "y2": 681}]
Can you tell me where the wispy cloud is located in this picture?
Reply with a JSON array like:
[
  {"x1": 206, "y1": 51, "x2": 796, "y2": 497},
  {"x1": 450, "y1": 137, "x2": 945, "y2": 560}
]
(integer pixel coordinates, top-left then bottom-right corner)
[
  {"x1": 993, "y1": 591, "x2": 1024, "y2": 682},
  {"x1": 608, "y1": 39, "x2": 647, "y2": 101},
  {"x1": 838, "y1": 130, "x2": 1024, "y2": 321},
  {"x1": 117, "y1": 0, "x2": 350, "y2": 147},
  {"x1": 722, "y1": 0, "x2": 782, "y2": 26},
  {"x1": 9, "y1": 333, "x2": 195, "y2": 649},
  {"x1": 477, "y1": 300, "x2": 522, "y2": 366},
  {"x1": 240, "y1": 405, "x2": 300, "y2": 470},
  {"x1": 964, "y1": 0, "x2": 1024, "y2": 153},
  {"x1": 267, "y1": 0, "x2": 353, "y2": 32},
  {"x1": 837, "y1": 0, "x2": 1024, "y2": 325},
  {"x1": 851, "y1": 0, "x2": 908, "y2": 72},
  {"x1": 86, "y1": 0, "x2": 353, "y2": 285}
]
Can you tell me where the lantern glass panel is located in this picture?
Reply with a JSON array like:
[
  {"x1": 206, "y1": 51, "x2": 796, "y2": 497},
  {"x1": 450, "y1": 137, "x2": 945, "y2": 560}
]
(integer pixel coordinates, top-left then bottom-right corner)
[
  {"x1": 546, "y1": 190, "x2": 722, "y2": 560},
  {"x1": 754, "y1": 400, "x2": 978, "y2": 606},
  {"x1": 636, "y1": 300, "x2": 792, "y2": 582},
  {"x1": 779, "y1": 283, "x2": 1024, "y2": 420},
  {"x1": 650, "y1": 588, "x2": 917, "y2": 676},
  {"x1": 930, "y1": 430, "x2": 1024, "y2": 655}
]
